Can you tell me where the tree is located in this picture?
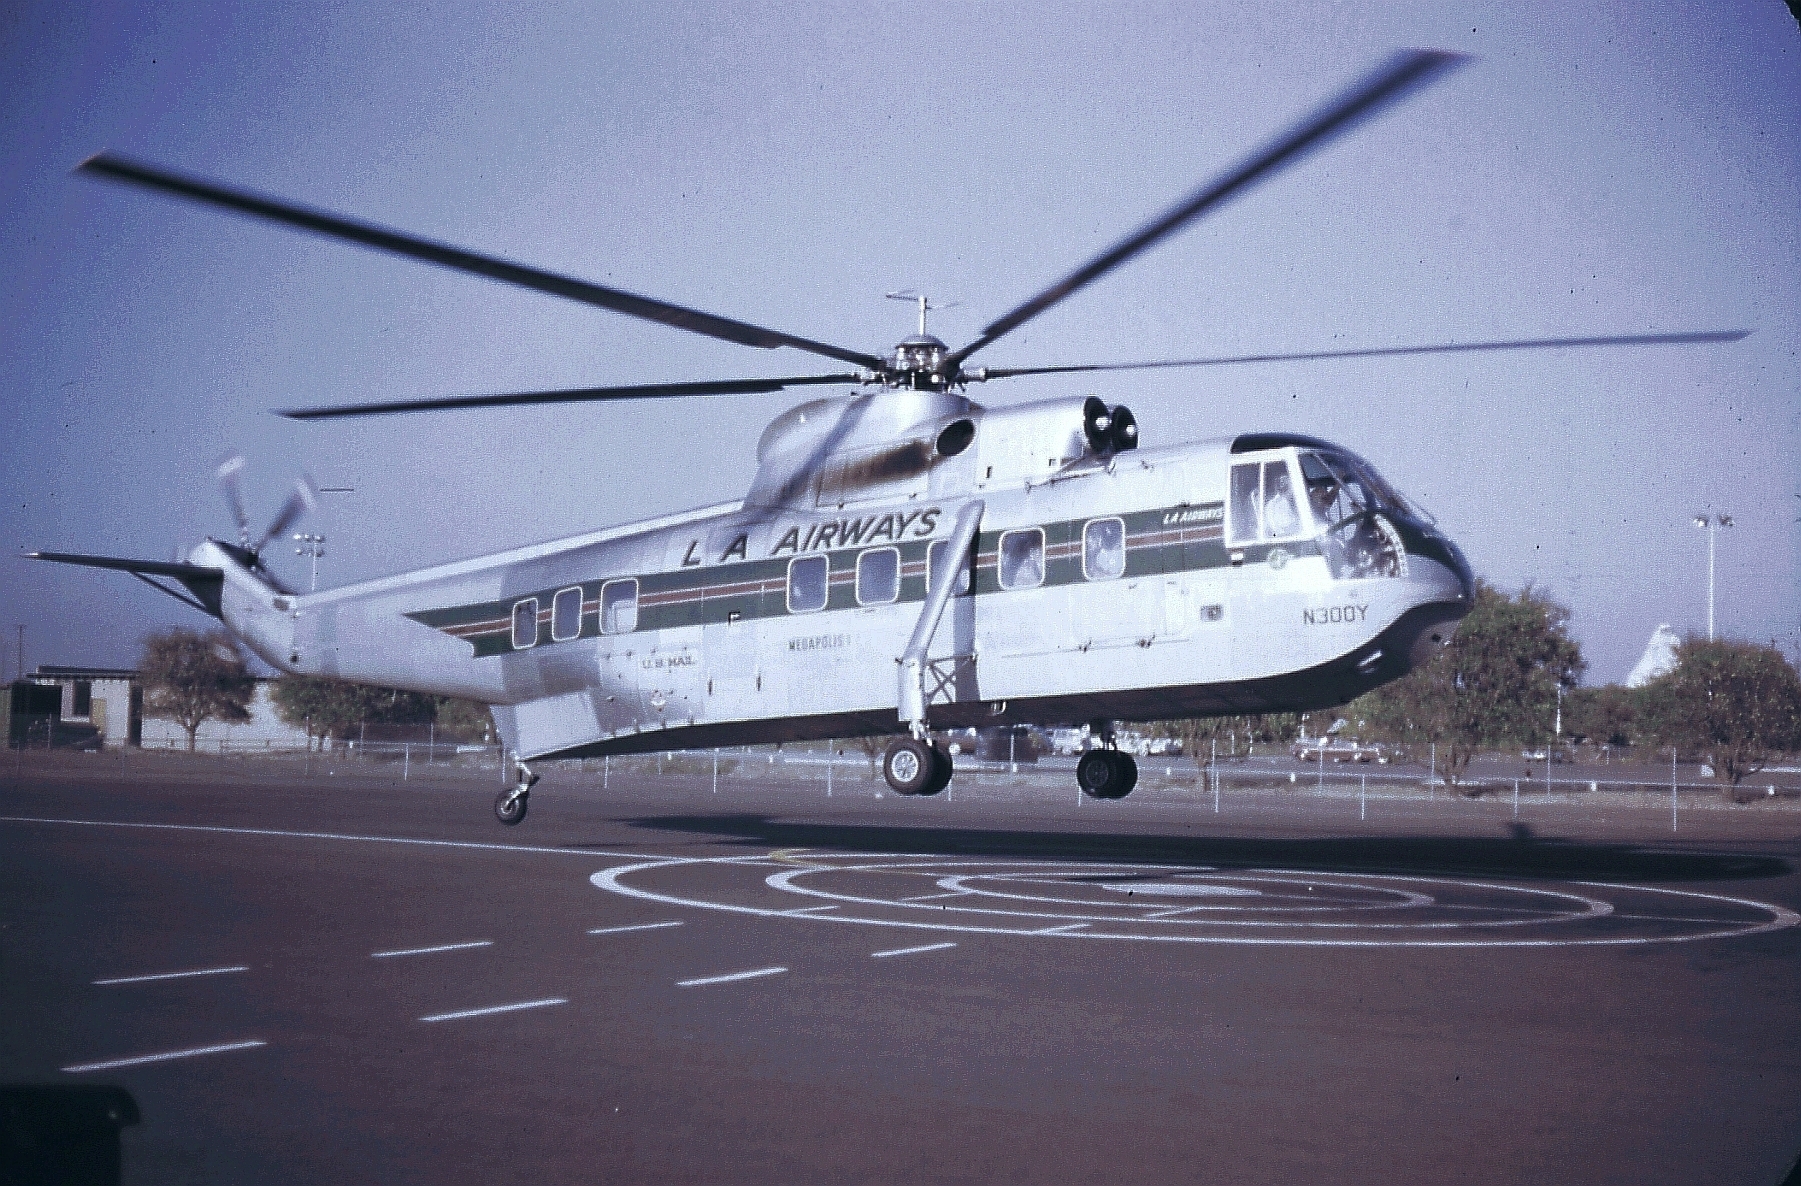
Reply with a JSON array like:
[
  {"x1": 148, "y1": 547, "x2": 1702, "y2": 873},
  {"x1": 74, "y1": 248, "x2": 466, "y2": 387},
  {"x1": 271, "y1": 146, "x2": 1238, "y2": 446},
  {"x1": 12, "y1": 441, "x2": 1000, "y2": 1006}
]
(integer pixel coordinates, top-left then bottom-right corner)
[
  {"x1": 1159, "y1": 714, "x2": 1301, "y2": 766},
  {"x1": 271, "y1": 676, "x2": 491, "y2": 750},
  {"x1": 1640, "y1": 638, "x2": 1801, "y2": 787},
  {"x1": 1562, "y1": 684, "x2": 1645, "y2": 749},
  {"x1": 1351, "y1": 581, "x2": 1584, "y2": 782},
  {"x1": 432, "y1": 697, "x2": 493, "y2": 744},
  {"x1": 140, "y1": 628, "x2": 255, "y2": 752}
]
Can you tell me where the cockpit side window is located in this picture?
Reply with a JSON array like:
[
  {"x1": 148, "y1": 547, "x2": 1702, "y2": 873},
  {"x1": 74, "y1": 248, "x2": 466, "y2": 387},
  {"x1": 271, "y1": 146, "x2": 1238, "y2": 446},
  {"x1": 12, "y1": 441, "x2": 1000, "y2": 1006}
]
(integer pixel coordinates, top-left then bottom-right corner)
[
  {"x1": 1229, "y1": 463, "x2": 1262, "y2": 545},
  {"x1": 1301, "y1": 451, "x2": 1372, "y2": 529},
  {"x1": 1229, "y1": 457, "x2": 1306, "y2": 545}
]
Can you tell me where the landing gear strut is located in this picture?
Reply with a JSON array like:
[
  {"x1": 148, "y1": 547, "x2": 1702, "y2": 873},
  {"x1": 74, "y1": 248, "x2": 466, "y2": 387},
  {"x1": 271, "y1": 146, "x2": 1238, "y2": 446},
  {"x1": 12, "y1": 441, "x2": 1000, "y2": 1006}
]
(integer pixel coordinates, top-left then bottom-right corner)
[
  {"x1": 1077, "y1": 749, "x2": 1138, "y2": 799},
  {"x1": 883, "y1": 737, "x2": 952, "y2": 796},
  {"x1": 495, "y1": 760, "x2": 540, "y2": 825}
]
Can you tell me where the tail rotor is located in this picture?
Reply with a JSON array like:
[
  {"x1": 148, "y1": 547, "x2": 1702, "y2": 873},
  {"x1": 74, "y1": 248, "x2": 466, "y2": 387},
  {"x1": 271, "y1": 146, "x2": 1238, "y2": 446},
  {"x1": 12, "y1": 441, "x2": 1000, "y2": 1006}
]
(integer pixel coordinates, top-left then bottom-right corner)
[{"x1": 215, "y1": 452, "x2": 317, "y2": 564}]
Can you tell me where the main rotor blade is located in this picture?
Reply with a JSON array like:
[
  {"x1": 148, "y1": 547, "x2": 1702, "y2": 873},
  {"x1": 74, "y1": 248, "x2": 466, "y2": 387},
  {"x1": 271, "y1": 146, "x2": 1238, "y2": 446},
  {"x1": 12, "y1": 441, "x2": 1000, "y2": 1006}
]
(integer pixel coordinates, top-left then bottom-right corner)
[
  {"x1": 963, "y1": 330, "x2": 1751, "y2": 381},
  {"x1": 79, "y1": 153, "x2": 885, "y2": 371},
  {"x1": 946, "y1": 49, "x2": 1468, "y2": 371},
  {"x1": 278, "y1": 372, "x2": 865, "y2": 420}
]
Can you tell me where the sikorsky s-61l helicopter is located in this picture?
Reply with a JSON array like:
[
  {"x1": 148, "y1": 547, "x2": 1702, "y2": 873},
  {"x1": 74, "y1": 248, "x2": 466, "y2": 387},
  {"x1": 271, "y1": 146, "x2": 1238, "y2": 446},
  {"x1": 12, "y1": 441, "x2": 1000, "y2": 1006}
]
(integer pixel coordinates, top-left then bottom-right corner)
[{"x1": 35, "y1": 50, "x2": 1744, "y2": 823}]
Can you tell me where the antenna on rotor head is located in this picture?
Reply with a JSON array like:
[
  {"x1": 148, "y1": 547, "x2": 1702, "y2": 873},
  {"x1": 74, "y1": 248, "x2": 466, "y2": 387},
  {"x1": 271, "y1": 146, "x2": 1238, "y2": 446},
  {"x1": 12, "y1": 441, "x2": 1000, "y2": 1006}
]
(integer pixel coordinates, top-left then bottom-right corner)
[{"x1": 885, "y1": 290, "x2": 959, "y2": 338}]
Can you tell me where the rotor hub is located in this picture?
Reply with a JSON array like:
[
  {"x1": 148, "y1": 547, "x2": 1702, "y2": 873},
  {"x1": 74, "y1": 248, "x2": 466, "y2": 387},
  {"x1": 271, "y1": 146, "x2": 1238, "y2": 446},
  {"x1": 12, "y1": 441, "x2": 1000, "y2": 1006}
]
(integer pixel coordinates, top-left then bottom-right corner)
[{"x1": 885, "y1": 334, "x2": 951, "y2": 390}]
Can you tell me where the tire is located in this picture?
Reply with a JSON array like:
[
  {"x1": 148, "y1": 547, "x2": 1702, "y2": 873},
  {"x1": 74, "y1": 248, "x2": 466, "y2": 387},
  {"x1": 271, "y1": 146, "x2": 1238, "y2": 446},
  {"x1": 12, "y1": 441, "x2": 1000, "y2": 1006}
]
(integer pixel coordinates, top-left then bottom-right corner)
[
  {"x1": 1111, "y1": 752, "x2": 1139, "y2": 797},
  {"x1": 1078, "y1": 751, "x2": 1138, "y2": 799},
  {"x1": 494, "y1": 788, "x2": 529, "y2": 825},
  {"x1": 918, "y1": 743, "x2": 953, "y2": 796},
  {"x1": 883, "y1": 738, "x2": 936, "y2": 796},
  {"x1": 1078, "y1": 751, "x2": 1119, "y2": 799}
]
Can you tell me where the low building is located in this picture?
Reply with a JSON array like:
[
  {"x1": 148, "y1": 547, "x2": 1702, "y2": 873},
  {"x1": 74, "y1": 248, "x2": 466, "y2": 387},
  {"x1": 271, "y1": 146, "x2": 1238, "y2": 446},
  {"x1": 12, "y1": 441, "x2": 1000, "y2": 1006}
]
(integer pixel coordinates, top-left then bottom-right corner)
[{"x1": 27, "y1": 666, "x2": 141, "y2": 748}]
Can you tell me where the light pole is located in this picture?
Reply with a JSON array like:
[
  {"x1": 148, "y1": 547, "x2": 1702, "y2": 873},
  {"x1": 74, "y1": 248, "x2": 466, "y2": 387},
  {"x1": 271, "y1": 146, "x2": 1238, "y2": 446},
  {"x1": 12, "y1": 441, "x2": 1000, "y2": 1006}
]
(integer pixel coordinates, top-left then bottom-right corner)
[
  {"x1": 1692, "y1": 513, "x2": 1733, "y2": 641},
  {"x1": 293, "y1": 533, "x2": 326, "y2": 592}
]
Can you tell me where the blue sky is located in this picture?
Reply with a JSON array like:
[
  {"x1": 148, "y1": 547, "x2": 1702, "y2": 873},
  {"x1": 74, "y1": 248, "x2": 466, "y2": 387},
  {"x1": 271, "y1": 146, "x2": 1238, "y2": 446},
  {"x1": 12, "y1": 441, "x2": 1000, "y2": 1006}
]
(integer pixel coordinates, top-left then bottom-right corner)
[{"x1": 4, "y1": 2, "x2": 1797, "y2": 686}]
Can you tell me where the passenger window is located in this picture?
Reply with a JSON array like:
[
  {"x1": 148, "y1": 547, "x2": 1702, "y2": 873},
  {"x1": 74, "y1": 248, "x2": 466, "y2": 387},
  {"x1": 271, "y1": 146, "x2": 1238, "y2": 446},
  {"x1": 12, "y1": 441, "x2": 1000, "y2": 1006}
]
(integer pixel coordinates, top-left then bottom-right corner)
[
  {"x1": 998, "y1": 528, "x2": 1045, "y2": 590},
  {"x1": 856, "y1": 547, "x2": 900, "y2": 605},
  {"x1": 1083, "y1": 517, "x2": 1126, "y2": 580},
  {"x1": 600, "y1": 579, "x2": 638, "y2": 634},
  {"x1": 551, "y1": 587, "x2": 583, "y2": 642},
  {"x1": 511, "y1": 598, "x2": 539, "y2": 649},
  {"x1": 928, "y1": 538, "x2": 972, "y2": 596},
  {"x1": 787, "y1": 555, "x2": 828, "y2": 613}
]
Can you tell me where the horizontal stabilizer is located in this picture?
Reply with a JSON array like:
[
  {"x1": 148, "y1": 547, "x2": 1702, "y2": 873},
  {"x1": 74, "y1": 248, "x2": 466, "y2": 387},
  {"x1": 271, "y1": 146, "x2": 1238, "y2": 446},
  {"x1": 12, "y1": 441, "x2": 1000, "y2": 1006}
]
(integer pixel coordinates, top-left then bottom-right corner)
[
  {"x1": 27, "y1": 551, "x2": 226, "y2": 617},
  {"x1": 28, "y1": 551, "x2": 223, "y2": 579}
]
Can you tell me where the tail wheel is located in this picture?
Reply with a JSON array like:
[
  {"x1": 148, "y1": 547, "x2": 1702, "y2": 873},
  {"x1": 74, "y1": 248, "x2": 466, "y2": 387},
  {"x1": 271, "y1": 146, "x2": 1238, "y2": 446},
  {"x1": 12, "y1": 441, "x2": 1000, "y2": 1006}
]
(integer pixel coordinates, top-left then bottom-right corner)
[
  {"x1": 494, "y1": 788, "x2": 529, "y2": 825},
  {"x1": 883, "y1": 737, "x2": 936, "y2": 796}
]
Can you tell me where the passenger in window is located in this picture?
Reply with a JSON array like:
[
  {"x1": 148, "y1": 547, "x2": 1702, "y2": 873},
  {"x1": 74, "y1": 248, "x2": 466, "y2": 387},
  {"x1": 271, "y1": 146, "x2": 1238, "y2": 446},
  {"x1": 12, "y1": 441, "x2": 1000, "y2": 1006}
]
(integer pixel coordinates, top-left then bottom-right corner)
[
  {"x1": 1264, "y1": 465, "x2": 1300, "y2": 538},
  {"x1": 1000, "y1": 531, "x2": 1044, "y2": 589},
  {"x1": 1084, "y1": 519, "x2": 1125, "y2": 580}
]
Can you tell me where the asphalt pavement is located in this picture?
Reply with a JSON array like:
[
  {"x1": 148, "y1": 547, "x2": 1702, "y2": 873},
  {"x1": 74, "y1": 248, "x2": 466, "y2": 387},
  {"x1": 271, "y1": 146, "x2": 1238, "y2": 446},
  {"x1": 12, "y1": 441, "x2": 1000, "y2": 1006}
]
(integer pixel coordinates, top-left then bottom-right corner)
[{"x1": 3, "y1": 749, "x2": 1800, "y2": 1184}]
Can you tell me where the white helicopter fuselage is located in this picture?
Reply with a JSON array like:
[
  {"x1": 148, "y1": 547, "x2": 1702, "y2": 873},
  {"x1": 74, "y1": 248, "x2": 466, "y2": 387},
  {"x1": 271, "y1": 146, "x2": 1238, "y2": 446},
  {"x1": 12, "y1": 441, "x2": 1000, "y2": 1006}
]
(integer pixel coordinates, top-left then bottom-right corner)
[{"x1": 208, "y1": 392, "x2": 1473, "y2": 762}]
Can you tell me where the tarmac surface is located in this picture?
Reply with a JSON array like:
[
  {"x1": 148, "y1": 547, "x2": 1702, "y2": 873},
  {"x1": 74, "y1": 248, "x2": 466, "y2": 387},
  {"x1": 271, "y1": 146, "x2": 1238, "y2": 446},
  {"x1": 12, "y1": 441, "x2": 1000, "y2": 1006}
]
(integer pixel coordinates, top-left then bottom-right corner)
[{"x1": 4, "y1": 749, "x2": 1801, "y2": 1184}]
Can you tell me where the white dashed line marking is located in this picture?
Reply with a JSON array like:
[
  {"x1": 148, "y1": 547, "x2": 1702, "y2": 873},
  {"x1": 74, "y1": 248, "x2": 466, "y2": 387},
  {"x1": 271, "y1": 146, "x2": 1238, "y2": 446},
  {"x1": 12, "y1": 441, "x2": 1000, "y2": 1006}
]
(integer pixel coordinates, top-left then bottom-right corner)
[
  {"x1": 372, "y1": 940, "x2": 493, "y2": 959},
  {"x1": 93, "y1": 965, "x2": 249, "y2": 986},
  {"x1": 779, "y1": 905, "x2": 840, "y2": 916},
  {"x1": 677, "y1": 966, "x2": 787, "y2": 988},
  {"x1": 1034, "y1": 923, "x2": 1090, "y2": 935},
  {"x1": 871, "y1": 942, "x2": 957, "y2": 959},
  {"x1": 63, "y1": 1039, "x2": 266, "y2": 1073},
  {"x1": 588, "y1": 921, "x2": 686, "y2": 935},
  {"x1": 420, "y1": 998, "x2": 567, "y2": 1022}
]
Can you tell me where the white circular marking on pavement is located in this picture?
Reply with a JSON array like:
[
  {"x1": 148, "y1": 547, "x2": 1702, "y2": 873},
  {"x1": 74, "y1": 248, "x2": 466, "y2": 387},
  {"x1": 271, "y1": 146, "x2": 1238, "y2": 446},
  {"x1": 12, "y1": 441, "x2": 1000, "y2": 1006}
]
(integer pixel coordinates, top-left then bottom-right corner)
[
  {"x1": 590, "y1": 851, "x2": 1800, "y2": 948},
  {"x1": 1101, "y1": 882, "x2": 1262, "y2": 897}
]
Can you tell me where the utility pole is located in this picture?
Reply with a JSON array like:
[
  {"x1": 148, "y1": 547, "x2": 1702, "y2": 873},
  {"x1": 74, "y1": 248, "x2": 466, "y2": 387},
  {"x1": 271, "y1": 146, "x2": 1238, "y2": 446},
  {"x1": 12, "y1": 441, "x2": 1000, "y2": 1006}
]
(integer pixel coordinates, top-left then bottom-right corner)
[{"x1": 1693, "y1": 513, "x2": 1733, "y2": 641}]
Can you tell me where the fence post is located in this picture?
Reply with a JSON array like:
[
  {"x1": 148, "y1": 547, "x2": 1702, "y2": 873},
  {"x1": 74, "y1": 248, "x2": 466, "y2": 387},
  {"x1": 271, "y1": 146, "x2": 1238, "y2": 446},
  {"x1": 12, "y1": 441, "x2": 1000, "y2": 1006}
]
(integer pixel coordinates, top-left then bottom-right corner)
[
  {"x1": 1671, "y1": 748, "x2": 1679, "y2": 832},
  {"x1": 826, "y1": 752, "x2": 833, "y2": 797},
  {"x1": 1360, "y1": 773, "x2": 1366, "y2": 821},
  {"x1": 712, "y1": 748, "x2": 719, "y2": 795},
  {"x1": 604, "y1": 754, "x2": 609, "y2": 791},
  {"x1": 403, "y1": 744, "x2": 409, "y2": 780},
  {"x1": 1512, "y1": 779, "x2": 1518, "y2": 819}
]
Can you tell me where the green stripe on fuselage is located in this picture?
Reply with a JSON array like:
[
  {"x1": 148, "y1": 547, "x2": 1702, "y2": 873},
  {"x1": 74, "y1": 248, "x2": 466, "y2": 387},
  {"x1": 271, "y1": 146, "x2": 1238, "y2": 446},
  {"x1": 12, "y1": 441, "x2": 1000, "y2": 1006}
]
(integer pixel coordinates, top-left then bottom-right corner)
[{"x1": 411, "y1": 499, "x2": 1324, "y2": 658}]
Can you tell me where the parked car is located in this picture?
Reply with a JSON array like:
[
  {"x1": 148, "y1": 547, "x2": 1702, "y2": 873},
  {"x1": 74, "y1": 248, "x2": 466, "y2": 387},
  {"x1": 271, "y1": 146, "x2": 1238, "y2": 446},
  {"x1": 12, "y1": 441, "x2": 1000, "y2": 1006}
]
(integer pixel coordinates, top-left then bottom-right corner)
[{"x1": 1291, "y1": 737, "x2": 1387, "y2": 764}]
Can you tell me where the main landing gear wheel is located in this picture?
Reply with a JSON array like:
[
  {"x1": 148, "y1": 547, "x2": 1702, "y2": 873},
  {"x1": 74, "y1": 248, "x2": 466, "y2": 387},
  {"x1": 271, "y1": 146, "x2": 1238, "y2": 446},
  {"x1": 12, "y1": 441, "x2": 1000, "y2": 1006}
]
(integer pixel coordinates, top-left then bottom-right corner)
[
  {"x1": 919, "y1": 742, "x2": 952, "y2": 797},
  {"x1": 883, "y1": 737, "x2": 952, "y2": 796},
  {"x1": 494, "y1": 787, "x2": 529, "y2": 825},
  {"x1": 1077, "y1": 750, "x2": 1139, "y2": 799}
]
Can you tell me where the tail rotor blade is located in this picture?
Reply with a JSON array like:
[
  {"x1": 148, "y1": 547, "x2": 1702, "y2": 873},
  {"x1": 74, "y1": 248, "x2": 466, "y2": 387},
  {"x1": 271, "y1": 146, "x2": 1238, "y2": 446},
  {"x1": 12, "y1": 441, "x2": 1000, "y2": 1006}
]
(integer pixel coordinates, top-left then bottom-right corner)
[
  {"x1": 216, "y1": 453, "x2": 251, "y2": 547},
  {"x1": 253, "y1": 476, "x2": 318, "y2": 553}
]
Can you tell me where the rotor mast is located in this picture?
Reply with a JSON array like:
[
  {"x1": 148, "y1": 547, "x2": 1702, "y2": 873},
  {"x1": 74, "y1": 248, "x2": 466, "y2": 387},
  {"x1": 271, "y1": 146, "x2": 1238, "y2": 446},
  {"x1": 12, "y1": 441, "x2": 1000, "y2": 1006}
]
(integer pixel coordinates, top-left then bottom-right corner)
[{"x1": 882, "y1": 291, "x2": 955, "y2": 391}]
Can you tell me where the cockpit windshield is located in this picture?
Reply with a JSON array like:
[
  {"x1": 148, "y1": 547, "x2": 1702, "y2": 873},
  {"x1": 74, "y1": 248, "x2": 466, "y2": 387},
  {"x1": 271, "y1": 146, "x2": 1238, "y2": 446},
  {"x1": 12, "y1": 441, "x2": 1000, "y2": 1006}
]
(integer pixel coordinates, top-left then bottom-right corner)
[
  {"x1": 1299, "y1": 450, "x2": 1432, "y2": 527},
  {"x1": 1299, "y1": 449, "x2": 1417, "y2": 580}
]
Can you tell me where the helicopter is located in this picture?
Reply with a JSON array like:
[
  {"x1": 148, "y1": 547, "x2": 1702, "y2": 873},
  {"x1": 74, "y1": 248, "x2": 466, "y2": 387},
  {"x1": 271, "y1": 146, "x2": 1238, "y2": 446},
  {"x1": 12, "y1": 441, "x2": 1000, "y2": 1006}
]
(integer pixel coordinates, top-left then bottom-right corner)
[{"x1": 32, "y1": 49, "x2": 1745, "y2": 823}]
